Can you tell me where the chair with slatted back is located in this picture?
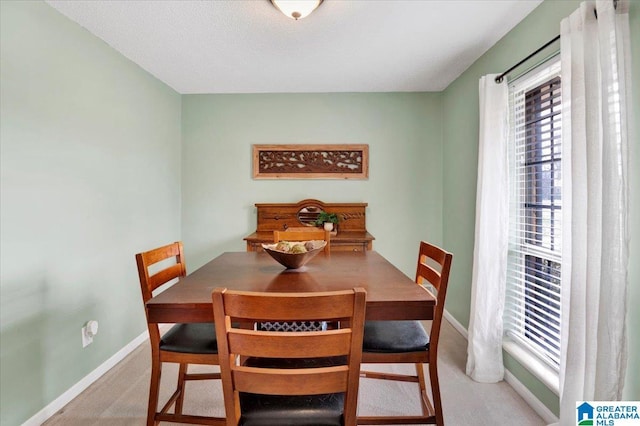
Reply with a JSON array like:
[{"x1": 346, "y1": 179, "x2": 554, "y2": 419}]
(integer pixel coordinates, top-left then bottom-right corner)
[
  {"x1": 358, "y1": 241, "x2": 453, "y2": 425},
  {"x1": 212, "y1": 287, "x2": 367, "y2": 426},
  {"x1": 135, "y1": 242, "x2": 224, "y2": 426},
  {"x1": 274, "y1": 228, "x2": 331, "y2": 253}
]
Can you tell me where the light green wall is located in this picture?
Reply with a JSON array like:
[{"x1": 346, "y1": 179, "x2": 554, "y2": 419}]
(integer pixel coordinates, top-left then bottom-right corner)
[
  {"x1": 181, "y1": 93, "x2": 443, "y2": 277},
  {"x1": 442, "y1": 0, "x2": 640, "y2": 416},
  {"x1": 0, "y1": 2, "x2": 182, "y2": 425}
]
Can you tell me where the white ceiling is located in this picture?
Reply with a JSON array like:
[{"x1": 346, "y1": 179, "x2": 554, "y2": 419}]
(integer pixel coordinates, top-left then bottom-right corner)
[{"x1": 45, "y1": 0, "x2": 543, "y2": 94}]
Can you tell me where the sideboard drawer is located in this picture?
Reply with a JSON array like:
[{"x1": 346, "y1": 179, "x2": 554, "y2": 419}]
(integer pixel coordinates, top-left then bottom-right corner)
[{"x1": 331, "y1": 243, "x2": 367, "y2": 252}]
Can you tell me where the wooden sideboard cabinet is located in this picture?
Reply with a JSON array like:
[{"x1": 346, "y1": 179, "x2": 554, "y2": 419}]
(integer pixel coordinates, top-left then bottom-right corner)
[{"x1": 243, "y1": 199, "x2": 374, "y2": 252}]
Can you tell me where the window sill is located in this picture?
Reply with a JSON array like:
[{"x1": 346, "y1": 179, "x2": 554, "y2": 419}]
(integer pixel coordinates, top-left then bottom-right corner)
[{"x1": 502, "y1": 338, "x2": 560, "y2": 396}]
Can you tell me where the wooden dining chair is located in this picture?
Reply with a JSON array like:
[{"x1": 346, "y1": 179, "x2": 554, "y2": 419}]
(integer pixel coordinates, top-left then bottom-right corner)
[
  {"x1": 212, "y1": 287, "x2": 367, "y2": 426},
  {"x1": 274, "y1": 228, "x2": 331, "y2": 253},
  {"x1": 358, "y1": 241, "x2": 453, "y2": 426},
  {"x1": 135, "y1": 242, "x2": 224, "y2": 426}
]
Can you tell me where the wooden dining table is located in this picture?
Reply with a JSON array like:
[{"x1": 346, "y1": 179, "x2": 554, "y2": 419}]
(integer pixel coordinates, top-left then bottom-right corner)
[{"x1": 146, "y1": 250, "x2": 436, "y2": 324}]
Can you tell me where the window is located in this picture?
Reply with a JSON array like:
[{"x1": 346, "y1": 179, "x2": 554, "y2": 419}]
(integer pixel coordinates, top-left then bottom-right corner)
[{"x1": 504, "y1": 57, "x2": 562, "y2": 372}]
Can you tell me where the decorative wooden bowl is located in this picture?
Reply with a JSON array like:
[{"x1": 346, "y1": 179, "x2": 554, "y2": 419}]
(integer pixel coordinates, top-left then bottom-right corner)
[{"x1": 261, "y1": 240, "x2": 327, "y2": 269}]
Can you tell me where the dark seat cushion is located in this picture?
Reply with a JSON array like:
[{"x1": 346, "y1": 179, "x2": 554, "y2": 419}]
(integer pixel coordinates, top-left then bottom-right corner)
[
  {"x1": 243, "y1": 356, "x2": 347, "y2": 369},
  {"x1": 239, "y1": 393, "x2": 344, "y2": 426},
  {"x1": 238, "y1": 357, "x2": 346, "y2": 426},
  {"x1": 160, "y1": 322, "x2": 217, "y2": 354},
  {"x1": 363, "y1": 320, "x2": 429, "y2": 353}
]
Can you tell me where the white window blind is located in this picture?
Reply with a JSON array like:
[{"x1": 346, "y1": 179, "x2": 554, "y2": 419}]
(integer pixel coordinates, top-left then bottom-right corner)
[{"x1": 504, "y1": 57, "x2": 562, "y2": 370}]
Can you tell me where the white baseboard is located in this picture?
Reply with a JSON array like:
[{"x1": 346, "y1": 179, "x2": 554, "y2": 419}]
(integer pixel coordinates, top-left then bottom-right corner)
[
  {"x1": 22, "y1": 330, "x2": 149, "y2": 426},
  {"x1": 443, "y1": 310, "x2": 468, "y2": 339},
  {"x1": 442, "y1": 309, "x2": 559, "y2": 424}
]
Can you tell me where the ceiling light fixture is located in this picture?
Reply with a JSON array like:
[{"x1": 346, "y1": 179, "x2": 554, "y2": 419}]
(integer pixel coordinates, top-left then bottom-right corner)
[{"x1": 270, "y1": 0, "x2": 323, "y2": 20}]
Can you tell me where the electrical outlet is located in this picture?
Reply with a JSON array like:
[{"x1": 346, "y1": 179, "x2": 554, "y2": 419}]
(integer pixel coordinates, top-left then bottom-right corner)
[
  {"x1": 81, "y1": 326, "x2": 92, "y2": 347},
  {"x1": 81, "y1": 320, "x2": 99, "y2": 348}
]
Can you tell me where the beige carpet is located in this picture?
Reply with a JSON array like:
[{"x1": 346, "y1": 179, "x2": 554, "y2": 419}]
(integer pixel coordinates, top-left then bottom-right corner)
[{"x1": 43, "y1": 320, "x2": 545, "y2": 425}]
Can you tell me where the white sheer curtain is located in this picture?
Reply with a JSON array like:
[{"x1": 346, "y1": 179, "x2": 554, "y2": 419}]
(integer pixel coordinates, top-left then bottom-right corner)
[
  {"x1": 465, "y1": 75, "x2": 509, "y2": 383},
  {"x1": 559, "y1": 0, "x2": 631, "y2": 424}
]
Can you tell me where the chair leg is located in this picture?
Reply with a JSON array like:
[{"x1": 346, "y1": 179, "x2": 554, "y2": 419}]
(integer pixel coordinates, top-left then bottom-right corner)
[
  {"x1": 147, "y1": 356, "x2": 162, "y2": 426},
  {"x1": 358, "y1": 362, "x2": 443, "y2": 425},
  {"x1": 175, "y1": 363, "x2": 188, "y2": 414},
  {"x1": 428, "y1": 361, "x2": 444, "y2": 426},
  {"x1": 415, "y1": 362, "x2": 431, "y2": 417}
]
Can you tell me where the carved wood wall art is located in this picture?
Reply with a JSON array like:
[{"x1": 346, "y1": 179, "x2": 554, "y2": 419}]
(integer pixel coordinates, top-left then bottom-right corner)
[{"x1": 253, "y1": 144, "x2": 369, "y2": 179}]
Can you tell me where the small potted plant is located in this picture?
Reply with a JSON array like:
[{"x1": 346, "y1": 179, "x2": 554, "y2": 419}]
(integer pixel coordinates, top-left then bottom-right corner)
[{"x1": 315, "y1": 212, "x2": 340, "y2": 233}]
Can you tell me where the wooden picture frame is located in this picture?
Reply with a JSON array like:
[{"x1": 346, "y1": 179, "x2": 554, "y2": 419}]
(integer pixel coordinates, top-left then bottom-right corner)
[{"x1": 252, "y1": 144, "x2": 369, "y2": 180}]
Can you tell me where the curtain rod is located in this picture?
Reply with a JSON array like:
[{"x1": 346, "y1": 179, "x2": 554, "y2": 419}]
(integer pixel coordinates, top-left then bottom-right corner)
[
  {"x1": 495, "y1": 0, "x2": 616, "y2": 84},
  {"x1": 494, "y1": 35, "x2": 560, "y2": 83}
]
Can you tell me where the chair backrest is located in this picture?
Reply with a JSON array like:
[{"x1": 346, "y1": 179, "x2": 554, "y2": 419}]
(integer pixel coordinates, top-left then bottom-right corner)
[
  {"x1": 415, "y1": 241, "x2": 453, "y2": 354},
  {"x1": 135, "y1": 241, "x2": 187, "y2": 304},
  {"x1": 212, "y1": 287, "x2": 366, "y2": 426},
  {"x1": 273, "y1": 229, "x2": 331, "y2": 253}
]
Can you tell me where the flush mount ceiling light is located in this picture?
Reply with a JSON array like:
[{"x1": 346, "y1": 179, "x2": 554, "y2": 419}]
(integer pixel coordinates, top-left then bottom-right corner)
[{"x1": 270, "y1": 0, "x2": 323, "y2": 20}]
